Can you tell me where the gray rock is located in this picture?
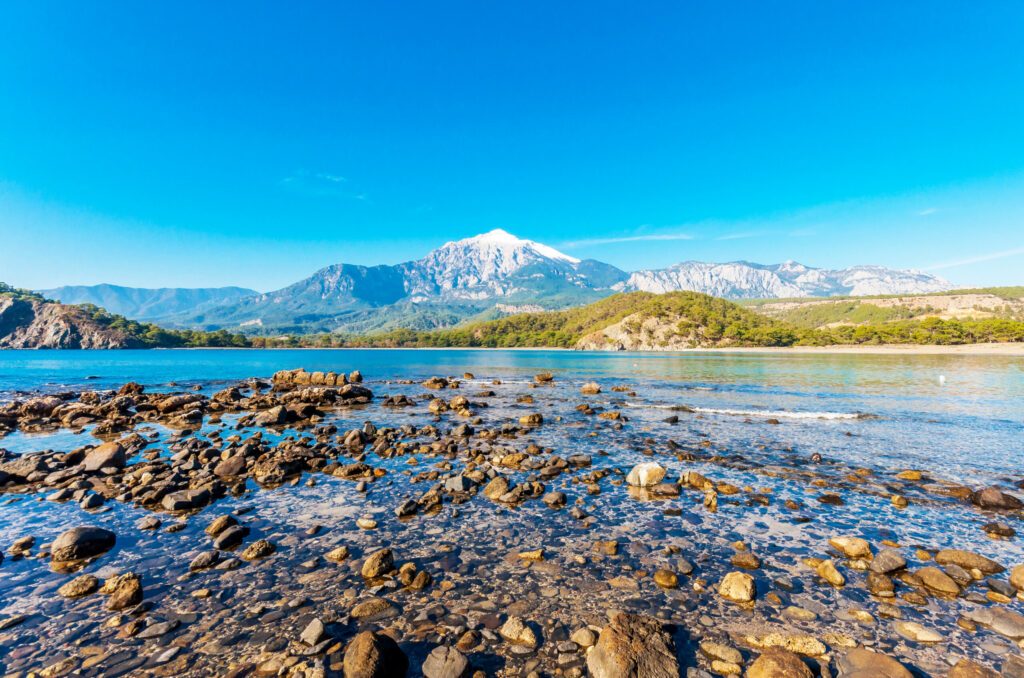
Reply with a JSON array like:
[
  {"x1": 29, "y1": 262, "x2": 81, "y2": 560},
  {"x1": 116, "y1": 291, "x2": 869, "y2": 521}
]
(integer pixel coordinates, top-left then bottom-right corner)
[
  {"x1": 50, "y1": 526, "x2": 116, "y2": 564},
  {"x1": 422, "y1": 645, "x2": 469, "y2": 678}
]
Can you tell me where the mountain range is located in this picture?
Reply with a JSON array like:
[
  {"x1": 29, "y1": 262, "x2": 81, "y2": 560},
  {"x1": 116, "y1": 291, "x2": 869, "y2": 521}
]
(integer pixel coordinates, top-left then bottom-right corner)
[{"x1": 39, "y1": 229, "x2": 953, "y2": 335}]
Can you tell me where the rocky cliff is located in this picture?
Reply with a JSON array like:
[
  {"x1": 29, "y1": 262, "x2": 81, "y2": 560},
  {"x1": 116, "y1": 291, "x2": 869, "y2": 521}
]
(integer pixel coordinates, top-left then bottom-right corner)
[{"x1": 0, "y1": 296, "x2": 142, "y2": 349}]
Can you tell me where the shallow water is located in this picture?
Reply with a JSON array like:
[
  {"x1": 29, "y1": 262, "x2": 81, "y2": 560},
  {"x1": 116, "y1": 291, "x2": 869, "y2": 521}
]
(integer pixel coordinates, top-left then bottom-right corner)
[{"x1": 1, "y1": 349, "x2": 1023, "y2": 676}]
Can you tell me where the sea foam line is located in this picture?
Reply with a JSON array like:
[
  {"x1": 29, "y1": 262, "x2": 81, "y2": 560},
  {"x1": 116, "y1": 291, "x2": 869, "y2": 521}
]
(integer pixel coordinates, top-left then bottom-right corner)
[{"x1": 624, "y1": 402, "x2": 867, "y2": 420}]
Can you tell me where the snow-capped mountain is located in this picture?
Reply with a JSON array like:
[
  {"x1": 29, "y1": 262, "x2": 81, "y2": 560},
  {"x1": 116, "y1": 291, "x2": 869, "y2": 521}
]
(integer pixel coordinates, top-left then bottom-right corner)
[
  {"x1": 620, "y1": 260, "x2": 951, "y2": 299},
  {"x1": 66, "y1": 229, "x2": 953, "y2": 334}
]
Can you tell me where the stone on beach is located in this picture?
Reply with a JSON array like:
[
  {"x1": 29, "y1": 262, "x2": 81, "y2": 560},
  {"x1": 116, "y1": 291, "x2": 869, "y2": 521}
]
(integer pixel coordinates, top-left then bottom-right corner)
[
  {"x1": 718, "y1": 571, "x2": 755, "y2": 603},
  {"x1": 343, "y1": 631, "x2": 408, "y2": 678},
  {"x1": 50, "y1": 526, "x2": 116, "y2": 566},
  {"x1": 626, "y1": 462, "x2": 666, "y2": 487},
  {"x1": 587, "y1": 612, "x2": 677, "y2": 678}
]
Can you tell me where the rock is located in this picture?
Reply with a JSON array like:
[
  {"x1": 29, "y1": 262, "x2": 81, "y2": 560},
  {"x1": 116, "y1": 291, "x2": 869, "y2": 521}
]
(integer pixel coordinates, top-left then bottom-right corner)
[
  {"x1": 213, "y1": 524, "x2": 249, "y2": 550},
  {"x1": 519, "y1": 413, "x2": 543, "y2": 426},
  {"x1": 916, "y1": 566, "x2": 960, "y2": 597},
  {"x1": 326, "y1": 546, "x2": 350, "y2": 563},
  {"x1": 300, "y1": 618, "x2": 326, "y2": 646},
  {"x1": 972, "y1": 486, "x2": 1024, "y2": 511},
  {"x1": 869, "y1": 548, "x2": 906, "y2": 574},
  {"x1": 587, "y1": 612, "x2": 677, "y2": 678},
  {"x1": 543, "y1": 491, "x2": 567, "y2": 508},
  {"x1": 816, "y1": 560, "x2": 845, "y2": 587},
  {"x1": 483, "y1": 477, "x2": 509, "y2": 500},
  {"x1": 240, "y1": 539, "x2": 275, "y2": 560},
  {"x1": 747, "y1": 648, "x2": 812, "y2": 678},
  {"x1": 499, "y1": 617, "x2": 537, "y2": 647},
  {"x1": 421, "y1": 645, "x2": 469, "y2": 678},
  {"x1": 1011, "y1": 564, "x2": 1024, "y2": 591},
  {"x1": 836, "y1": 648, "x2": 913, "y2": 678},
  {"x1": 699, "y1": 642, "x2": 741, "y2": 665},
  {"x1": 948, "y1": 659, "x2": 999, "y2": 678},
  {"x1": 83, "y1": 442, "x2": 126, "y2": 472},
  {"x1": 361, "y1": 548, "x2": 395, "y2": 578},
  {"x1": 189, "y1": 550, "x2": 221, "y2": 572},
  {"x1": 718, "y1": 571, "x2": 755, "y2": 603},
  {"x1": 571, "y1": 627, "x2": 597, "y2": 647},
  {"x1": 205, "y1": 514, "x2": 238, "y2": 538},
  {"x1": 829, "y1": 536, "x2": 872, "y2": 559},
  {"x1": 351, "y1": 597, "x2": 397, "y2": 621},
  {"x1": 653, "y1": 569, "x2": 678, "y2": 589},
  {"x1": 343, "y1": 631, "x2": 409, "y2": 678},
  {"x1": 963, "y1": 607, "x2": 1024, "y2": 640},
  {"x1": 50, "y1": 526, "x2": 116, "y2": 565},
  {"x1": 626, "y1": 462, "x2": 666, "y2": 487},
  {"x1": 58, "y1": 574, "x2": 99, "y2": 598},
  {"x1": 935, "y1": 549, "x2": 1004, "y2": 574},
  {"x1": 894, "y1": 621, "x2": 942, "y2": 643},
  {"x1": 101, "y1": 572, "x2": 143, "y2": 610},
  {"x1": 213, "y1": 455, "x2": 246, "y2": 477},
  {"x1": 580, "y1": 382, "x2": 601, "y2": 395}
]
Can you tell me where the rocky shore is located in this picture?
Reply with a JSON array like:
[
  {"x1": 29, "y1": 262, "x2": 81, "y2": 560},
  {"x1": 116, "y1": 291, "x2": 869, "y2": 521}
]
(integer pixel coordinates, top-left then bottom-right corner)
[{"x1": 0, "y1": 367, "x2": 1023, "y2": 677}]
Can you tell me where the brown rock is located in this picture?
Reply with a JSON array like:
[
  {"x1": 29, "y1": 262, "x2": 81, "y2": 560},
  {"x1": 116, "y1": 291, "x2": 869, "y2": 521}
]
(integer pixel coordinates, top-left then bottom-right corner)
[
  {"x1": 587, "y1": 612, "x2": 678, "y2": 678},
  {"x1": 343, "y1": 631, "x2": 408, "y2": 678},
  {"x1": 747, "y1": 648, "x2": 812, "y2": 678}
]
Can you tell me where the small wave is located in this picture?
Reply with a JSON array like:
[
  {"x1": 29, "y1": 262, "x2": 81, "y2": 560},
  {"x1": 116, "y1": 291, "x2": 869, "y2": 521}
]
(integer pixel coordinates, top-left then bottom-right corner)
[{"x1": 624, "y1": 402, "x2": 868, "y2": 420}]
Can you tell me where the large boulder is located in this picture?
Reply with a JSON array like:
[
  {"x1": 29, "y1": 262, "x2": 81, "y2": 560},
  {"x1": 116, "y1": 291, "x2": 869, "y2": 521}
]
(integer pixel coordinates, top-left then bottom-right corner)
[
  {"x1": 50, "y1": 526, "x2": 116, "y2": 564},
  {"x1": 587, "y1": 612, "x2": 678, "y2": 678},
  {"x1": 836, "y1": 648, "x2": 912, "y2": 678},
  {"x1": 343, "y1": 631, "x2": 408, "y2": 678},
  {"x1": 83, "y1": 442, "x2": 126, "y2": 472}
]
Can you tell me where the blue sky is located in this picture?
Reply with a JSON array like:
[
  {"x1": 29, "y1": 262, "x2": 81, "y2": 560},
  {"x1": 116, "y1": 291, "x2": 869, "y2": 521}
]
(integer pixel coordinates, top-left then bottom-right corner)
[{"x1": 1, "y1": 1, "x2": 1023, "y2": 292}]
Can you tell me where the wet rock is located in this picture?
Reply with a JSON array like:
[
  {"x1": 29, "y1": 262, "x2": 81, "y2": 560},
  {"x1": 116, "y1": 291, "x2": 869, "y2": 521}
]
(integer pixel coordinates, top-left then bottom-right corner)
[
  {"x1": 718, "y1": 571, "x2": 755, "y2": 603},
  {"x1": 935, "y1": 548, "x2": 1004, "y2": 574},
  {"x1": 916, "y1": 566, "x2": 960, "y2": 597},
  {"x1": 1010, "y1": 564, "x2": 1024, "y2": 591},
  {"x1": 543, "y1": 491, "x2": 567, "y2": 508},
  {"x1": 625, "y1": 462, "x2": 666, "y2": 487},
  {"x1": 83, "y1": 442, "x2": 126, "y2": 472},
  {"x1": 361, "y1": 548, "x2": 395, "y2": 578},
  {"x1": 816, "y1": 559, "x2": 845, "y2": 587},
  {"x1": 963, "y1": 607, "x2": 1024, "y2": 640},
  {"x1": 422, "y1": 645, "x2": 469, "y2": 678},
  {"x1": 240, "y1": 539, "x2": 275, "y2": 560},
  {"x1": 972, "y1": 486, "x2": 1024, "y2": 511},
  {"x1": 869, "y1": 548, "x2": 906, "y2": 574},
  {"x1": 894, "y1": 621, "x2": 942, "y2": 643},
  {"x1": 351, "y1": 597, "x2": 397, "y2": 621},
  {"x1": 101, "y1": 572, "x2": 143, "y2": 610},
  {"x1": 343, "y1": 630, "x2": 408, "y2": 678},
  {"x1": 829, "y1": 536, "x2": 872, "y2": 559},
  {"x1": 326, "y1": 545, "x2": 350, "y2": 563},
  {"x1": 836, "y1": 648, "x2": 913, "y2": 677},
  {"x1": 580, "y1": 382, "x2": 601, "y2": 395},
  {"x1": 205, "y1": 514, "x2": 238, "y2": 537},
  {"x1": 747, "y1": 648, "x2": 812, "y2": 678},
  {"x1": 189, "y1": 550, "x2": 221, "y2": 572},
  {"x1": 58, "y1": 574, "x2": 99, "y2": 598},
  {"x1": 482, "y1": 476, "x2": 509, "y2": 500},
  {"x1": 50, "y1": 526, "x2": 116, "y2": 565},
  {"x1": 587, "y1": 612, "x2": 677, "y2": 678},
  {"x1": 653, "y1": 569, "x2": 678, "y2": 589},
  {"x1": 519, "y1": 413, "x2": 543, "y2": 426},
  {"x1": 213, "y1": 524, "x2": 249, "y2": 550}
]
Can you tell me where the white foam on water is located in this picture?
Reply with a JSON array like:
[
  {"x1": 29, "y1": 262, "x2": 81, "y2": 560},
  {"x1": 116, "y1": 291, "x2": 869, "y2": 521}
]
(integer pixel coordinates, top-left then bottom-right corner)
[{"x1": 625, "y1": 402, "x2": 866, "y2": 420}]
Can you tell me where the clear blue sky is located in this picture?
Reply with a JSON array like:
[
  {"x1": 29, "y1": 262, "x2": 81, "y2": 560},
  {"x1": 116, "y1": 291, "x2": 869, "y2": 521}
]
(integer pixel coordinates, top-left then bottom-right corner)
[{"x1": 1, "y1": 1, "x2": 1023, "y2": 291}]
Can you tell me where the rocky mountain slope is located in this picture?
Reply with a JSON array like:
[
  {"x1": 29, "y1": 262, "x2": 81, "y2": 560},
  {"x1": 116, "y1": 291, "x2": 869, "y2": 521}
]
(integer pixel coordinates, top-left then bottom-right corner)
[
  {"x1": 40, "y1": 284, "x2": 257, "y2": 322},
  {"x1": 0, "y1": 294, "x2": 142, "y2": 349},
  {"x1": 620, "y1": 260, "x2": 951, "y2": 299},
  {"x1": 35, "y1": 230, "x2": 954, "y2": 335}
]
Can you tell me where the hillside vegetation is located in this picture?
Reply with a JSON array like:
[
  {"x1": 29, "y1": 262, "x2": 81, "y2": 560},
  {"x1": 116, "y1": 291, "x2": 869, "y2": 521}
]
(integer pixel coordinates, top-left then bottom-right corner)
[{"x1": 0, "y1": 283, "x2": 250, "y2": 349}]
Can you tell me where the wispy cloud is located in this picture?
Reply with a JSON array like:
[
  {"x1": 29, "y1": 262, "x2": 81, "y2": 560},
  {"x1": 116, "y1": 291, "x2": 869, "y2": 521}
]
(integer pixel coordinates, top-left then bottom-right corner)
[
  {"x1": 715, "y1": 230, "x2": 766, "y2": 241},
  {"x1": 926, "y1": 246, "x2": 1024, "y2": 271},
  {"x1": 561, "y1": 232, "x2": 694, "y2": 248},
  {"x1": 917, "y1": 207, "x2": 939, "y2": 216},
  {"x1": 280, "y1": 170, "x2": 367, "y2": 199}
]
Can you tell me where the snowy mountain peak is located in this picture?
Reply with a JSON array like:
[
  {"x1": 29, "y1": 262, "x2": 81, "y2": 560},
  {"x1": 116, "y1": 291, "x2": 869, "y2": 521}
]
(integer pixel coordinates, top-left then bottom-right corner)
[{"x1": 449, "y1": 229, "x2": 580, "y2": 264}]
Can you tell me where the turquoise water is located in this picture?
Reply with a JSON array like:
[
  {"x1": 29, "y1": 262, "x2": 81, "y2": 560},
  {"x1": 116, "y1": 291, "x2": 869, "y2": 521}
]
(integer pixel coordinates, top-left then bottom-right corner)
[
  {"x1": 2, "y1": 348, "x2": 1022, "y2": 479},
  {"x1": 2, "y1": 348, "x2": 1024, "y2": 674}
]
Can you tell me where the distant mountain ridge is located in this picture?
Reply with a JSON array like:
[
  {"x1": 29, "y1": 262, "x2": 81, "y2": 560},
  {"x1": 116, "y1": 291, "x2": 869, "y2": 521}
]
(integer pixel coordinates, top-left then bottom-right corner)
[
  {"x1": 38, "y1": 229, "x2": 953, "y2": 334},
  {"x1": 40, "y1": 284, "x2": 257, "y2": 322},
  {"x1": 619, "y1": 260, "x2": 949, "y2": 299}
]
